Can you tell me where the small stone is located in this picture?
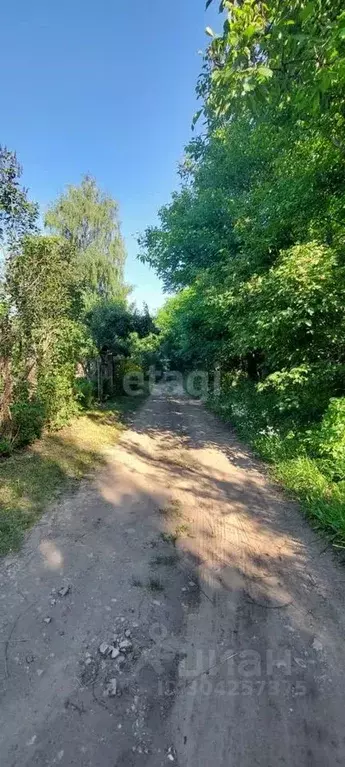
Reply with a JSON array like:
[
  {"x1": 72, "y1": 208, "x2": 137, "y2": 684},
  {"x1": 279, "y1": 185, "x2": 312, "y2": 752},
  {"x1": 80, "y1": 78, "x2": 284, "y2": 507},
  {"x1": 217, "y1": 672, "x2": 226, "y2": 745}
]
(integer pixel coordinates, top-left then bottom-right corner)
[
  {"x1": 50, "y1": 599, "x2": 57, "y2": 606},
  {"x1": 37, "y1": 669, "x2": 44, "y2": 677},
  {"x1": 312, "y1": 638, "x2": 323, "y2": 652},
  {"x1": 106, "y1": 678, "x2": 117, "y2": 697},
  {"x1": 58, "y1": 585, "x2": 71, "y2": 598},
  {"x1": 85, "y1": 657, "x2": 92, "y2": 666},
  {"x1": 43, "y1": 617, "x2": 52, "y2": 624},
  {"x1": 119, "y1": 639, "x2": 133, "y2": 653},
  {"x1": 167, "y1": 755, "x2": 174, "y2": 762},
  {"x1": 26, "y1": 654, "x2": 35, "y2": 664},
  {"x1": 99, "y1": 642, "x2": 110, "y2": 656},
  {"x1": 111, "y1": 647, "x2": 120, "y2": 659},
  {"x1": 125, "y1": 629, "x2": 131, "y2": 638},
  {"x1": 294, "y1": 657, "x2": 307, "y2": 669}
]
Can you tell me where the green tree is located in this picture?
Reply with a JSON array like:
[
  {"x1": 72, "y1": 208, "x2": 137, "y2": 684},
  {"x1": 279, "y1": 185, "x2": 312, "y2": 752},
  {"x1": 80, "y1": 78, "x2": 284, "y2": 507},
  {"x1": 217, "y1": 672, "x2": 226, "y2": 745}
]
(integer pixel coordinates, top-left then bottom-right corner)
[
  {"x1": 201, "y1": 0, "x2": 345, "y2": 133},
  {"x1": 86, "y1": 300, "x2": 157, "y2": 359},
  {"x1": 0, "y1": 146, "x2": 38, "y2": 250},
  {"x1": 0, "y1": 148, "x2": 38, "y2": 433},
  {"x1": 4, "y1": 235, "x2": 92, "y2": 440},
  {"x1": 140, "y1": 0, "x2": 345, "y2": 430},
  {"x1": 45, "y1": 176, "x2": 126, "y2": 303}
]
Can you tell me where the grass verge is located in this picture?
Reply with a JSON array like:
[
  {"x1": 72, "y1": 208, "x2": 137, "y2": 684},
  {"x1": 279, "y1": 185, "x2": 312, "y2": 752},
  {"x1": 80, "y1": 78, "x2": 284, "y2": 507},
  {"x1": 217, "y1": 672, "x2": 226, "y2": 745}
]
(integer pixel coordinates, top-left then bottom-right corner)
[
  {"x1": 0, "y1": 394, "x2": 146, "y2": 557},
  {"x1": 208, "y1": 394, "x2": 345, "y2": 550},
  {"x1": 273, "y1": 457, "x2": 345, "y2": 548}
]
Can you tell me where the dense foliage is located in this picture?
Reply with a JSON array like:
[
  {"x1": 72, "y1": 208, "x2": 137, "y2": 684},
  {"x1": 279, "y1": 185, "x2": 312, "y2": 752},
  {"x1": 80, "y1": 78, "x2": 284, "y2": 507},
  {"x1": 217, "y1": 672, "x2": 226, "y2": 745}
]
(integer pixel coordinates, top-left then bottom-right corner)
[
  {"x1": 141, "y1": 0, "x2": 345, "y2": 544},
  {"x1": 45, "y1": 175, "x2": 127, "y2": 305},
  {"x1": 0, "y1": 157, "x2": 154, "y2": 454}
]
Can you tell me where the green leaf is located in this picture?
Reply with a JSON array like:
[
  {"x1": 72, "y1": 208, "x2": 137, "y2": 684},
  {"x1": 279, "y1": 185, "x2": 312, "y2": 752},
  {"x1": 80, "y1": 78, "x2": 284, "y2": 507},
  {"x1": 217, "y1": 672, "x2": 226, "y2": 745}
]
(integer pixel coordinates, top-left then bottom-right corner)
[
  {"x1": 300, "y1": 2, "x2": 315, "y2": 22},
  {"x1": 244, "y1": 24, "x2": 258, "y2": 40},
  {"x1": 257, "y1": 65, "x2": 273, "y2": 79},
  {"x1": 319, "y1": 69, "x2": 331, "y2": 93},
  {"x1": 192, "y1": 110, "x2": 203, "y2": 130}
]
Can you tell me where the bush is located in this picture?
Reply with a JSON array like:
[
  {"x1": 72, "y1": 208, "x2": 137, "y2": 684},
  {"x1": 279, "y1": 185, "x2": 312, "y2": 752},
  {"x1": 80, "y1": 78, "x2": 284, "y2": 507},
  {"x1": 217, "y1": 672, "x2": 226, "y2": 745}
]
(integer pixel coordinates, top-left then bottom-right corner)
[
  {"x1": 37, "y1": 368, "x2": 79, "y2": 430},
  {"x1": 113, "y1": 358, "x2": 144, "y2": 396},
  {"x1": 311, "y1": 398, "x2": 345, "y2": 482},
  {"x1": 10, "y1": 396, "x2": 45, "y2": 448},
  {"x1": 75, "y1": 378, "x2": 95, "y2": 409},
  {"x1": 0, "y1": 437, "x2": 12, "y2": 457}
]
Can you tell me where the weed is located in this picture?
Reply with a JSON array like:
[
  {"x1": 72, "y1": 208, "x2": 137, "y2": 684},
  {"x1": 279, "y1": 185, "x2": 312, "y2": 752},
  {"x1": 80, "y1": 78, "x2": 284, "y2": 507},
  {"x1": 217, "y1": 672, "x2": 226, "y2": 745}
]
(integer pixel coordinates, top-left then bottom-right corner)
[
  {"x1": 151, "y1": 554, "x2": 178, "y2": 567},
  {"x1": 160, "y1": 532, "x2": 178, "y2": 547},
  {"x1": 175, "y1": 523, "x2": 191, "y2": 537},
  {"x1": 147, "y1": 577, "x2": 164, "y2": 592},
  {"x1": 132, "y1": 577, "x2": 143, "y2": 587},
  {"x1": 158, "y1": 500, "x2": 182, "y2": 518}
]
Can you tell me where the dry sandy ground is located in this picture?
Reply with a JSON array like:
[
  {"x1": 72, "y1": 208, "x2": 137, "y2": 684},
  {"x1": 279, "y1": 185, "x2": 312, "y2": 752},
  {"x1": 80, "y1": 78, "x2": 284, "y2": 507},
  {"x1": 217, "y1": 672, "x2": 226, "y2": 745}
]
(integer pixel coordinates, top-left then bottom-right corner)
[{"x1": 1, "y1": 384, "x2": 345, "y2": 766}]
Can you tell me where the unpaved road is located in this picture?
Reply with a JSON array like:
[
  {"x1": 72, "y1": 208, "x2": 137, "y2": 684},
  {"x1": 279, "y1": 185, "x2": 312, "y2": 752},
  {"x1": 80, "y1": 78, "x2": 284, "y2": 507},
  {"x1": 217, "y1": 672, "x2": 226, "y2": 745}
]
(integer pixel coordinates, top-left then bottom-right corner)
[{"x1": 1, "y1": 385, "x2": 345, "y2": 766}]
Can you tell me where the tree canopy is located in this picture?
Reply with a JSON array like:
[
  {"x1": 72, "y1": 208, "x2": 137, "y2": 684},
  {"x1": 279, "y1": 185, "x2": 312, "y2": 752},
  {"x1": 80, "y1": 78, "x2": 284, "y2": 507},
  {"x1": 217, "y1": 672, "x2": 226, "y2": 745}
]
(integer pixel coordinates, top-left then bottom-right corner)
[
  {"x1": 0, "y1": 166, "x2": 155, "y2": 452},
  {"x1": 45, "y1": 175, "x2": 126, "y2": 303},
  {"x1": 0, "y1": 147, "x2": 38, "y2": 251}
]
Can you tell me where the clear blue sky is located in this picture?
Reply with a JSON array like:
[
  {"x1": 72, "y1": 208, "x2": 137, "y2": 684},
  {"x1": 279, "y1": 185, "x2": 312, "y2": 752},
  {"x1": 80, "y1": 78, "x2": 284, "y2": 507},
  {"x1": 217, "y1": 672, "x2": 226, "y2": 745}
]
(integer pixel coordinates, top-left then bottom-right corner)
[{"x1": 1, "y1": 0, "x2": 219, "y2": 312}]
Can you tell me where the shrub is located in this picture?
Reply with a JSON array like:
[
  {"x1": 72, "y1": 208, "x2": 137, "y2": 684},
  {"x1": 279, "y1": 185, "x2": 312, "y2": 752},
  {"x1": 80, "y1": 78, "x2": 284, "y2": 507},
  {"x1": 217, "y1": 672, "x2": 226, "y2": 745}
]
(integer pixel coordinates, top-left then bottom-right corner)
[
  {"x1": 311, "y1": 398, "x2": 345, "y2": 482},
  {"x1": 0, "y1": 437, "x2": 12, "y2": 457},
  {"x1": 113, "y1": 358, "x2": 144, "y2": 395},
  {"x1": 10, "y1": 396, "x2": 45, "y2": 448},
  {"x1": 75, "y1": 377, "x2": 95, "y2": 409},
  {"x1": 37, "y1": 368, "x2": 79, "y2": 430}
]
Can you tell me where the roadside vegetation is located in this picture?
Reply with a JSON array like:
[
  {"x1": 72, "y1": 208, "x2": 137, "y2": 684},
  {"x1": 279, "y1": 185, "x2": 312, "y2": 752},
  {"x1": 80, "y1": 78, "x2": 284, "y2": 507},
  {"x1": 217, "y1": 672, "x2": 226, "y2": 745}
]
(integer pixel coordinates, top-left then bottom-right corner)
[
  {"x1": 0, "y1": 395, "x2": 147, "y2": 556},
  {"x1": 0, "y1": 157, "x2": 154, "y2": 554},
  {"x1": 141, "y1": 0, "x2": 345, "y2": 547}
]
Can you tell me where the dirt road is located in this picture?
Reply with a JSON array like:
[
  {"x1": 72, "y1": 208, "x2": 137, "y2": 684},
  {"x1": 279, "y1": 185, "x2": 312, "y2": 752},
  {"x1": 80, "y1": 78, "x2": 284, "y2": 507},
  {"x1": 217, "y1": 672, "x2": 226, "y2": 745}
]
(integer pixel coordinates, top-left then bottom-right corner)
[{"x1": 1, "y1": 384, "x2": 345, "y2": 766}]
